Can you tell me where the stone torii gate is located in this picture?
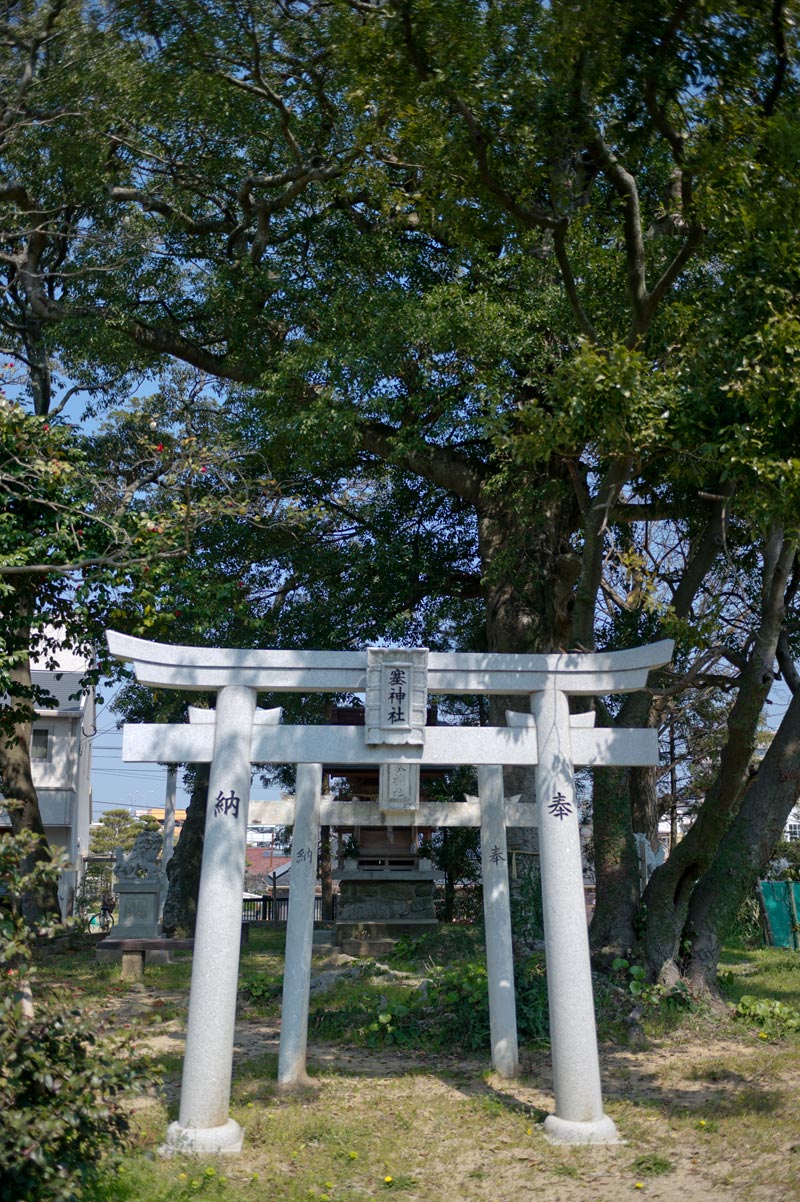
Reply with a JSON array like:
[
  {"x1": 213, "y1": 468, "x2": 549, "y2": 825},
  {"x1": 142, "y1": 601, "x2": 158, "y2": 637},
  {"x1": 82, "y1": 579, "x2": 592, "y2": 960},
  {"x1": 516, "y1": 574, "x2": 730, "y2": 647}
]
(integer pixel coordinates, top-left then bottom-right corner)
[{"x1": 107, "y1": 632, "x2": 673, "y2": 1154}]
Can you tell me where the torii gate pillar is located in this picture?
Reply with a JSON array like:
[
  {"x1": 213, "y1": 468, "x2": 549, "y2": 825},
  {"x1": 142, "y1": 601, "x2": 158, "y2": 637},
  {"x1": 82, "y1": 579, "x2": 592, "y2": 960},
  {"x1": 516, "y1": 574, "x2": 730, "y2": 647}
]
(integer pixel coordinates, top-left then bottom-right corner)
[
  {"x1": 532, "y1": 679, "x2": 618, "y2": 1144},
  {"x1": 165, "y1": 685, "x2": 256, "y2": 1155}
]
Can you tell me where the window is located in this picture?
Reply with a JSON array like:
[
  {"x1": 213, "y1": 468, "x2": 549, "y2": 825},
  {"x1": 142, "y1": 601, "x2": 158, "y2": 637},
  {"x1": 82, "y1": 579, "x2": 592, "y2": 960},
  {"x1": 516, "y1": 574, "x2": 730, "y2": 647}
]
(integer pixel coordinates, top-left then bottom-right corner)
[
  {"x1": 30, "y1": 728, "x2": 50, "y2": 761},
  {"x1": 786, "y1": 822, "x2": 800, "y2": 843}
]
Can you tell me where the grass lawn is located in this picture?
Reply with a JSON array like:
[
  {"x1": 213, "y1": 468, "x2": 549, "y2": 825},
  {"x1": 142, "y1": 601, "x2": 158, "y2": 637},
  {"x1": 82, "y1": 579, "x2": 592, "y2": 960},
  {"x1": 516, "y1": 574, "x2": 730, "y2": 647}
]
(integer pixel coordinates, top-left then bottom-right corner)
[{"x1": 29, "y1": 927, "x2": 800, "y2": 1202}]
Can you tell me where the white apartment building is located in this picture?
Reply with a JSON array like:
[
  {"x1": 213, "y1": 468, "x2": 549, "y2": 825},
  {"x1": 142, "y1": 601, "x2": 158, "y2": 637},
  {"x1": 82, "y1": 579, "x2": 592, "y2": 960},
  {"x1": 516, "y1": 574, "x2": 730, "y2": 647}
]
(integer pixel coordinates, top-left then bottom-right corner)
[{"x1": 1, "y1": 642, "x2": 94, "y2": 917}]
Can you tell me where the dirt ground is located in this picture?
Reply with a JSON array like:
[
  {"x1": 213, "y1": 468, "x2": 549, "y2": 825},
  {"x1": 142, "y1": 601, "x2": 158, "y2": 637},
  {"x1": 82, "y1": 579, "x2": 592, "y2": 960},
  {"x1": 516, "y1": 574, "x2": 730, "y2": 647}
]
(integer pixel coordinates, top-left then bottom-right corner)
[{"x1": 108, "y1": 985, "x2": 800, "y2": 1202}]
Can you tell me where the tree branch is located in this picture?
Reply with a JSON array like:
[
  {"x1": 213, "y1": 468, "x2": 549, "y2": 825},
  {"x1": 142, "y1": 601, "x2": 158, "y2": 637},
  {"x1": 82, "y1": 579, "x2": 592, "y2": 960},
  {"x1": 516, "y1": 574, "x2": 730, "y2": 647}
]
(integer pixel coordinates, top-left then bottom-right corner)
[
  {"x1": 552, "y1": 222, "x2": 599, "y2": 341},
  {"x1": 359, "y1": 420, "x2": 485, "y2": 506},
  {"x1": 107, "y1": 187, "x2": 231, "y2": 235},
  {"x1": 777, "y1": 629, "x2": 800, "y2": 694},
  {"x1": 571, "y1": 454, "x2": 635, "y2": 647},
  {"x1": 764, "y1": 0, "x2": 790, "y2": 116},
  {"x1": 644, "y1": 224, "x2": 705, "y2": 320},
  {"x1": 116, "y1": 317, "x2": 258, "y2": 383},
  {"x1": 670, "y1": 482, "x2": 733, "y2": 618},
  {"x1": 586, "y1": 129, "x2": 648, "y2": 334},
  {"x1": 0, "y1": 548, "x2": 190, "y2": 577}
]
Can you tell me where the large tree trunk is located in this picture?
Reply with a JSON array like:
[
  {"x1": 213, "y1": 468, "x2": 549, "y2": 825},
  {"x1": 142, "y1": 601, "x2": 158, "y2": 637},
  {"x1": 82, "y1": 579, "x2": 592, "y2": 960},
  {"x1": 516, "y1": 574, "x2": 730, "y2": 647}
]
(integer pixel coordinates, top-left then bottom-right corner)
[
  {"x1": 589, "y1": 491, "x2": 733, "y2": 965},
  {"x1": 319, "y1": 824, "x2": 334, "y2": 920},
  {"x1": 589, "y1": 766, "x2": 640, "y2": 956},
  {"x1": 0, "y1": 607, "x2": 60, "y2": 920},
  {"x1": 163, "y1": 764, "x2": 210, "y2": 936},
  {"x1": 630, "y1": 766, "x2": 659, "y2": 846},
  {"x1": 477, "y1": 474, "x2": 581, "y2": 657},
  {"x1": 641, "y1": 530, "x2": 796, "y2": 983},
  {"x1": 477, "y1": 472, "x2": 581, "y2": 953},
  {"x1": 589, "y1": 690, "x2": 661, "y2": 955},
  {"x1": 684, "y1": 669, "x2": 800, "y2": 993}
]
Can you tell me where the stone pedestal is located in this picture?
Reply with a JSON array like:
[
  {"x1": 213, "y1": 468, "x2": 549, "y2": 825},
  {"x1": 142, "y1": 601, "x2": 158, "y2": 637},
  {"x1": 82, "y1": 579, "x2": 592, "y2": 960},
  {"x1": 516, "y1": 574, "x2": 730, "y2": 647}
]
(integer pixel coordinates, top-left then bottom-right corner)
[
  {"x1": 334, "y1": 872, "x2": 437, "y2": 955},
  {"x1": 335, "y1": 871, "x2": 437, "y2": 925},
  {"x1": 116, "y1": 878, "x2": 161, "y2": 938},
  {"x1": 96, "y1": 946, "x2": 173, "y2": 967}
]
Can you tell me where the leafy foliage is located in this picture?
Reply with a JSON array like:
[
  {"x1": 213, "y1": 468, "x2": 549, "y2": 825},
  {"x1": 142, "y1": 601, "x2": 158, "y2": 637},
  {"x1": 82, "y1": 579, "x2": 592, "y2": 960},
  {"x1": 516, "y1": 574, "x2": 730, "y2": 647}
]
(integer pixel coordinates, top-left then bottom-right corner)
[
  {"x1": 0, "y1": 830, "x2": 146, "y2": 1202},
  {"x1": 733, "y1": 995, "x2": 800, "y2": 1040},
  {"x1": 726, "y1": 894, "x2": 764, "y2": 948},
  {"x1": 88, "y1": 809, "x2": 160, "y2": 857},
  {"x1": 312, "y1": 953, "x2": 549, "y2": 1052},
  {"x1": 766, "y1": 839, "x2": 800, "y2": 883},
  {"x1": 611, "y1": 957, "x2": 695, "y2": 1012},
  {"x1": 1, "y1": 0, "x2": 799, "y2": 986}
]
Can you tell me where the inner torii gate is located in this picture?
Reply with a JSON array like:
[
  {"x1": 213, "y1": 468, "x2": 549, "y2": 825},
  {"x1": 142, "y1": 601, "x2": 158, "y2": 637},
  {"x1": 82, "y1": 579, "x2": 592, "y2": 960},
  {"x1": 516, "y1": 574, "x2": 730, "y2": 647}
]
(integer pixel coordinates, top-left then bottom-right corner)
[{"x1": 108, "y1": 632, "x2": 673, "y2": 1154}]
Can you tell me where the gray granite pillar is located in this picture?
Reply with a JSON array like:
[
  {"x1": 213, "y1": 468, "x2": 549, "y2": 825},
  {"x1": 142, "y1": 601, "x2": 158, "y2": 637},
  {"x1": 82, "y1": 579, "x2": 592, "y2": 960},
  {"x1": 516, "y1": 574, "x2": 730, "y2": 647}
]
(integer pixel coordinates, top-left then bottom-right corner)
[
  {"x1": 531, "y1": 681, "x2": 618, "y2": 1144},
  {"x1": 278, "y1": 762, "x2": 322, "y2": 1087},
  {"x1": 479, "y1": 765, "x2": 519, "y2": 1078},
  {"x1": 164, "y1": 685, "x2": 256, "y2": 1155}
]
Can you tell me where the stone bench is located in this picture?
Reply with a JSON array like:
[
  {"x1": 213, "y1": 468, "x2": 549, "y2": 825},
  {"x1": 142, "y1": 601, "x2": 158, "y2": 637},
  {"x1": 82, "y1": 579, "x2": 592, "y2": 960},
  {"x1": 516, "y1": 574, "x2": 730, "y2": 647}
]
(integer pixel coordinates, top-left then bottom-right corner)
[
  {"x1": 97, "y1": 926, "x2": 251, "y2": 980},
  {"x1": 97, "y1": 938, "x2": 195, "y2": 981}
]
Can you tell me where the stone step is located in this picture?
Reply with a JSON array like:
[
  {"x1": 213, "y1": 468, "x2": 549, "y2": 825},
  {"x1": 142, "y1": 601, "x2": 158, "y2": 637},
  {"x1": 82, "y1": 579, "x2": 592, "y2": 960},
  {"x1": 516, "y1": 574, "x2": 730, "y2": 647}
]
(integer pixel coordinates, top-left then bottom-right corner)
[
  {"x1": 340, "y1": 937, "x2": 398, "y2": 958},
  {"x1": 335, "y1": 919, "x2": 438, "y2": 941}
]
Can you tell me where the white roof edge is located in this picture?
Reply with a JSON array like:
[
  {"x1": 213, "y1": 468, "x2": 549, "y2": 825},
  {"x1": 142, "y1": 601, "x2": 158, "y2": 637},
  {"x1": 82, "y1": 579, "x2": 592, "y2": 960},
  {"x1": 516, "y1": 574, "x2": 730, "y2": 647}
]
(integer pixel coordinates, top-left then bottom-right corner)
[{"x1": 34, "y1": 706, "x2": 85, "y2": 716}]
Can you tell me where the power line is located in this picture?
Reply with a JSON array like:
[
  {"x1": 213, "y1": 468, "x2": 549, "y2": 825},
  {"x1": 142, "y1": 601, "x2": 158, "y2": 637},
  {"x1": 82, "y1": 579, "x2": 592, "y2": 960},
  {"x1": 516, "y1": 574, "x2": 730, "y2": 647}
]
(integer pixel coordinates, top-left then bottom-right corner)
[{"x1": 92, "y1": 769, "x2": 168, "y2": 777}]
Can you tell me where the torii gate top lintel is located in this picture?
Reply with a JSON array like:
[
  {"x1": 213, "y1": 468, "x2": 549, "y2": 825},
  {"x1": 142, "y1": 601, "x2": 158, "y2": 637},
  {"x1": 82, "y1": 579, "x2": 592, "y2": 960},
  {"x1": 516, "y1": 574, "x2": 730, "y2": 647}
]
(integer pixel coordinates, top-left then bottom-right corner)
[{"x1": 106, "y1": 631, "x2": 673, "y2": 696}]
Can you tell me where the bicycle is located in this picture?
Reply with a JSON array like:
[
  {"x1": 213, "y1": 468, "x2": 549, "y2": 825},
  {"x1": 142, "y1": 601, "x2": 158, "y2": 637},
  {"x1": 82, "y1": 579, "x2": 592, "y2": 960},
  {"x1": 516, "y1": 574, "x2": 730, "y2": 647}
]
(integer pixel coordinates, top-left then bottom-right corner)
[{"x1": 87, "y1": 898, "x2": 116, "y2": 935}]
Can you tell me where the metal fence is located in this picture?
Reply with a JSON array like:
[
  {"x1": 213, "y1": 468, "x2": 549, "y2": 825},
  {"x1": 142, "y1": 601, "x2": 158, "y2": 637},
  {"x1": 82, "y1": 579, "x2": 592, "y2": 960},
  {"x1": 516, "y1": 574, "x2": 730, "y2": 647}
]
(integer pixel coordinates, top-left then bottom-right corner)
[{"x1": 241, "y1": 895, "x2": 336, "y2": 924}]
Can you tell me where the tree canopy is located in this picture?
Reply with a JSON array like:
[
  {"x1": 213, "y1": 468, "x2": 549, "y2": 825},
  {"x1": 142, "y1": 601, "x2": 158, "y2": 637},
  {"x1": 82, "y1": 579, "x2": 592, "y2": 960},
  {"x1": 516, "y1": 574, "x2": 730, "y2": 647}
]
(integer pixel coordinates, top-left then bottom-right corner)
[
  {"x1": 88, "y1": 807, "x2": 160, "y2": 856},
  {"x1": 1, "y1": 0, "x2": 799, "y2": 982}
]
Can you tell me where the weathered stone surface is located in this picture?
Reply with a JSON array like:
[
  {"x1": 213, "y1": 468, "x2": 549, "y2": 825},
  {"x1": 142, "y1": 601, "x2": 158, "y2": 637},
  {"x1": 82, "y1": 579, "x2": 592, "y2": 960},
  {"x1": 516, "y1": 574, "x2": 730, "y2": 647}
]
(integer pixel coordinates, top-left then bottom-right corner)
[
  {"x1": 115, "y1": 879, "x2": 161, "y2": 938},
  {"x1": 337, "y1": 878, "x2": 435, "y2": 922},
  {"x1": 114, "y1": 830, "x2": 164, "y2": 938},
  {"x1": 115, "y1": 830, "x2": 162, "y2": 879}
]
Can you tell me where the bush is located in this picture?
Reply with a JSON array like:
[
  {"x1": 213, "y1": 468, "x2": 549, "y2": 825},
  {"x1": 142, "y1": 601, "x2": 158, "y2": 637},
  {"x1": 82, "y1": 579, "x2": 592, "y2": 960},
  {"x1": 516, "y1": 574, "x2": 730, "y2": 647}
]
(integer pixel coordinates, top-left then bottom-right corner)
[
  {"x1": 427, "y1": 961, "x2": 491, "y2": 1050},
  {"x1": 388, "y1": 923, "x2": 484, "y2": 969},
  {"x1": 0, "y1": 997, "x2": 142, "y2": 1202},
  {"x1": 0, "y1": 830, "x2": 145, "y2": 1202},
  {"x1": 733, "y1": 994, "x2": 800, "y2": 1039},
  {"x1": 510, "y1": 861, "x2": 545, "y2": 949},
  {"x1": 610, "y1": 957, "x2": 696, "y2": 1013},
  {"x1": 425, "y1": 955, "x2": 550, "y2": 1050},
  {"x1": 312, "y1": 953, "x2": 550, "y2": 1054},
  {"x1": 515, "y1": 955, "x2": 550, "y2": 1045},
  {"x1": 728, "y1": 894, "x2": 763, "y2": 947}
]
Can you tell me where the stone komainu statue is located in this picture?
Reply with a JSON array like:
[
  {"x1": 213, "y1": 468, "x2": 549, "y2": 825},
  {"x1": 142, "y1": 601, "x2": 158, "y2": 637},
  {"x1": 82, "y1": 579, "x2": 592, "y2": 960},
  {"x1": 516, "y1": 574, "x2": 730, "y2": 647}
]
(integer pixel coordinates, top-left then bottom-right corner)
[{"x1": 114, "y1": 830, "x2": 162, "y2": 880}]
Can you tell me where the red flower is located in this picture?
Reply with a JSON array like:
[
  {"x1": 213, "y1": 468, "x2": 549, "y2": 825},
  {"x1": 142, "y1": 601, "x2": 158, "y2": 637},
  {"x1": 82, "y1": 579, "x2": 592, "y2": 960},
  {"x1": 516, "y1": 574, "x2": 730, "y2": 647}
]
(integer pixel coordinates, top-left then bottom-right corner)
[{"x1": 156, "y1": 443, "x2": 164, "y2": 452}]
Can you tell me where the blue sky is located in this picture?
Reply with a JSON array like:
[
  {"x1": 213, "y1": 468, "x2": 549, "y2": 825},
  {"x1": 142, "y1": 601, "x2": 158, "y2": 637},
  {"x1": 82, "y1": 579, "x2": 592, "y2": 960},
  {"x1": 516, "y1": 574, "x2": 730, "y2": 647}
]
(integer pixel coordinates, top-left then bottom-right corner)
[{"x1": 89, "y1": 680, "x2": 282, "y2": 819}]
